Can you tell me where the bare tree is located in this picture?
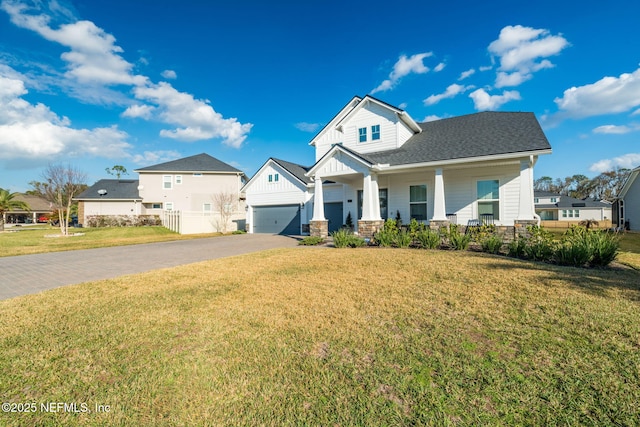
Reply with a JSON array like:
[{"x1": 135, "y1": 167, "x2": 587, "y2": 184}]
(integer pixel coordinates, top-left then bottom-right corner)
[
  {"x1": 211, "y1": 191, "x2": 237, "y2": 233},
  {"x1": 39, "y1": 164, "x2": 87, "y2": 236}
]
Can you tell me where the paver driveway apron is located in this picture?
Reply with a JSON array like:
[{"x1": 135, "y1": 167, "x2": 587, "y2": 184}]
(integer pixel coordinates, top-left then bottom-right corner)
[{"x1": 0, "y1": 234, "x2": 299, "y2": 300}]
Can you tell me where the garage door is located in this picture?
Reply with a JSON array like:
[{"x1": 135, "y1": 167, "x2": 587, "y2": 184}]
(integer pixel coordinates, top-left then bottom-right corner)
[{"x1": 253, "y1": 205, "x2": 300, "y2": 235}]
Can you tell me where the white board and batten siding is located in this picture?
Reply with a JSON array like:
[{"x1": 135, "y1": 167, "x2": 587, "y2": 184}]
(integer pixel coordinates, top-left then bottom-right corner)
[
  {"x1": 623, "y1": 177, "x2": 640, "y2": 230},
  {"x1": 246, "y1": 163, "x2": 308, "y2": 206},
  {"x1": 314, "y1": 102, "x2": 414, "y2": 161}
]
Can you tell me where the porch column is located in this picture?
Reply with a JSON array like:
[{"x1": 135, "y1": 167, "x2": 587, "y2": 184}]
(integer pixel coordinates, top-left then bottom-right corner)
[
  {"x1": 517, "y1": 157, "x2": 535, "y2": 221},
  {"x1": 312, "y1": 176, "x2": 325, "y2": 220},
  {"x1": 361, "y1": 172, "x2": 381, "y2": 221},
  {"x1": 432, "y1": 168, "x2": 447, "y2": 221},
  {"x1": 310, "y1": 176, "x2": 328, "y2": 238},
  {"x1": 358, "y1": 172, "x2": 384, "y2": 239}
]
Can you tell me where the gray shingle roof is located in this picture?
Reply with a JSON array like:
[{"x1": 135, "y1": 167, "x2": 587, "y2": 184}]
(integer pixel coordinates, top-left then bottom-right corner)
[
  {"x1": 364, "y1": 112, "x2": 551, "y2": 166},
  {"x1": 135, "y1": 153, "x2": 241, "y2": 173},
  {"x1": 534, "y1": 191, "x2": 610, "y2": 209},
  {"x1": 271, "y1": 158, "x2": 312, "y2": 184},
  {"x1": 75, "y1": 179, "x2": 141, "y2": 200}
]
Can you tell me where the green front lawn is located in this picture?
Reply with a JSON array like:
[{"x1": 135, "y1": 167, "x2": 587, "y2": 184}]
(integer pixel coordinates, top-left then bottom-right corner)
[
  {"x1": 1, "y1": 248, "x2": 638, "y2": 426},
  {"x1": 0, "y1": 226, "x2": 219, "y2": 257}
]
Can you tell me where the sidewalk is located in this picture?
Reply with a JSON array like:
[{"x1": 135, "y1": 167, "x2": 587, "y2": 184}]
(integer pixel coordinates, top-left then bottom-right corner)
[{"x1": 0, "y1": 234, "x2": 299, "y2": 300}]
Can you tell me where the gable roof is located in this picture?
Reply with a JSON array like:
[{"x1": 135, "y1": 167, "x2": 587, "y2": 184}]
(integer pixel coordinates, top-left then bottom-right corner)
[
  {"x1": 271, "y1": 158, "x2": 312, "y2": 184},
  {"x1": 309, "y1": 95, "x2": 421, "y2": 147},
  {"x1": 75, "y1": 179, "x2": 141, "y2": 200},
  {"x1": 363, "y1": 112, "x2": 551, "y2": 167},
  {"x1": 134, "y1": 153, "x2": 242, "y2": 173},
  {"x1": 12, "y1": 194, "x2": 52, "y2": 212},
  {"x1": 618, "y1": 165, "x2": 640, "y2": 199}
]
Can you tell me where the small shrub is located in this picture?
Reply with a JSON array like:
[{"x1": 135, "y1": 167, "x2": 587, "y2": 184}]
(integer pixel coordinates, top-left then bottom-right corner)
[
  {"x1": 332, "y1": 229, "x2": 365, "y2": 248},
  {"x1": 507, "y1": 239, "x2": 527, "y2": 258},
  {"x1": 232, "y1": 229, "x2": 247, "y2": 234},
  {"x1": 448, "y1": 224, "x2": 471, "y2": 250},
  {"x1": 554, "y1": 239, "x2": 591, "y2": 267},
  {"x1": 408, "y1": 218, "x2": 426, "y2": 237},
  {"x1": 415, "y1": 229, "x2": 440, "y2": 249},
  {"x1": 299, "y1": 236, "x2": 324, "y2": 246},
  {"x1": 394, "y1": 229, "x2": 412, "y2": 248},
  {"x1": 523, "y1": 226, "x2": 555, "y2": 262},
  {"x1": 587, "y1": 230, "x2": 620, "y2": 267},
  {"x1": 374, "y1": 219, "x2": 399, "y2": 247},
  {"x1": 481, "y1": 234, "x2": 503, "y2": 254}
]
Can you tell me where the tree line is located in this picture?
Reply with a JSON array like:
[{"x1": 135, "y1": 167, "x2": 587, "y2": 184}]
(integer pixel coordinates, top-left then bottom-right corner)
[{"x1": 534, "y1": 168, "x2": 631, "y2": 201}]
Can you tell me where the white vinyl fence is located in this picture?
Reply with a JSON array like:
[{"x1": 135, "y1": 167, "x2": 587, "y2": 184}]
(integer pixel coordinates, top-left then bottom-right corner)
[{"x1": 161, "y1": 210, "x2": 246, "y2": 235}]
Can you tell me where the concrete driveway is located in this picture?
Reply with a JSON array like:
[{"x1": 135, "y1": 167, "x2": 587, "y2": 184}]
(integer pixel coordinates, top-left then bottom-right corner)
[{"x1": 0, "y1": 234, "x2": 300, "y2": 300}]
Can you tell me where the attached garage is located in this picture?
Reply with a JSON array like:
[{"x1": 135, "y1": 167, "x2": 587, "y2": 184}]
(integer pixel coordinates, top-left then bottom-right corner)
[{"x1": 253, "y1": 205, "x2": 301, "y2": 235}]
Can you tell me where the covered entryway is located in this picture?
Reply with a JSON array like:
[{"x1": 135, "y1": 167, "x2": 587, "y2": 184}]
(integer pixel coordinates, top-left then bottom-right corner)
[
  {"x1": 324, "y1": 202, "x2": 343, "y2": 233},
  {"x1": 253, "y1": 205, "x2": 301, "y2": 234}
]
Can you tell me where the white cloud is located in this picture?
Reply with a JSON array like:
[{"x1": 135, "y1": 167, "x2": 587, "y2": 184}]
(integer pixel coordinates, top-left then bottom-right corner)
[
  {"x1": 131, "y1": 150, "x2": 181, "y2": 165},
  {"x1": 161, "y1": 69, "x2": 177, "y2": 80},
  {"x1": 424, "y1": 83, "x2": 474, "y2": 106},
  {"x1": 590, "y1": 153, "x2": 640, "y2": 173},
  {"x1": 0, "y1": 74, "x2": 131, "y2": 160},
  {"x1": 372, "y1": 52, "x2": 433, "y2": 93},
  {"x1": 469, "y1": 88, "x2": 521, "y2": 111},
  {"x1": 592, "y1": 124, "x2": 637, "y2": 134},
  {"x1": 121, "y1": 104, "x2": 155, "y2": 119},
  {"x1": 434, "y1": 62, "x2": 445, "y2": 72},
  {"x1": 2, "y1": 1, "x2": 146, "y2": 86},
  {"x1": 1, "y1": 1, "x2": 253, "y2": 146},
  {"x1": 423, "y1": 115, "x2": 442, "y2": 122},
  {"x1": 488, "y1": 25, "x2": 569, "y2": 88},
  {"x1": 554, "y1": 68, "x2": 640, "y2": 119},
  {"x1": 134, "y1": 82, "x2": 253, "y2": 148},
  {"x1": 479, "y1": 65, "x2": 493, "y2": 72},
  {"x1": 294, "y1": 122, "x2": 322, "y2": 132},
  {"x1": 459, "y1": 69, "x2": 475, "y2": 80}
]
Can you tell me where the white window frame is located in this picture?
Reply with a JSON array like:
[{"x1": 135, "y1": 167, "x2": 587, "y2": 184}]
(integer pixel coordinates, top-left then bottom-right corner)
[
  {"x1": 274, "y1": 173, "x2": 279, "y2": 182},
  {"x1": 163, "y1": 175, "x2": 173, "y2": 190},
  {"x1": 164, "y1": 202, "x2": 174, "y2": 211},
  {"x1": 268, "y1": 174, "x2": 273, "y2": 183},
  {"x1": 476, "y1": 179, "x2": 500, "y2": 221},
  {"x1": 358, "y1": 127, "x2": 367, "y2": 142},
  {"x1": 371, "y1": 124, "x2": 380, "y2": 141},
  {"x1": 193, "y1": 173, "x2": 203, "y2": 177},
  {"x1": 550, "y1": 197, "x2": 557, "y2": 203},
  {"x1": 203, "y1": 203, "x2": 212, "y2": 213},
  {"x1": 409, "y1": 184, "x2": 427, "y2": 221},
  {"x1": 175, "y1": 175, "x2": 183, "y2": 185},
  {"x1": 152, "y1": 203, "x2": 161, "y2": 209}
]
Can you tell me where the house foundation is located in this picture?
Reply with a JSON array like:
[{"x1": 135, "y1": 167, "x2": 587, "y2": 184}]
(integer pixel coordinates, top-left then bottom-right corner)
[
  {"x1": 514, "y1": 219, "x2": 539, "y2": 239},
  {"x1": 357, "y1": 220, "x2": 385, "y2": 239},
  {"x1": 428, "y1": 220, "x2": 450, "y2": 231},
  {"x1": 310, "y1": 220, "x2": 328, "y2": 238}
]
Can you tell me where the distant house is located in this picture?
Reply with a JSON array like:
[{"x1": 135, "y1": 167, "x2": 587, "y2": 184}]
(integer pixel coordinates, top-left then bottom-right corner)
[
  {"x1": 534, "y1": 190, "x2": 612, "y2": 227},
  {"x1": 4, "y1": 194, "x2": 52, "y2": 224},
  {"x1": 614, "y1": 166, "x2": 640, "y2": 231},
  {"x1": 243, "y1": 95, "x2": 552, "y2": 237},
  {"x1": 76, "y1": 153, "x2": 247, "y2": 234}
]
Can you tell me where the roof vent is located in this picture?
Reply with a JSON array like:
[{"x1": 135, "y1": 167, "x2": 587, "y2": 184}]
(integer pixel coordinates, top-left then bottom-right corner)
[{"x1": 97, "y1": 189, "x2": 107, "y2": 196}]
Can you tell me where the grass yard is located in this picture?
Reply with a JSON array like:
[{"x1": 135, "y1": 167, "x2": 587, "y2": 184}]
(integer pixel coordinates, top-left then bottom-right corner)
[
  {"x1": 0, "y1": 226, "x2": 218, "y2": 257},
  {"x1": 1, "y1": 248, "x2": 639, "y2": 426}
]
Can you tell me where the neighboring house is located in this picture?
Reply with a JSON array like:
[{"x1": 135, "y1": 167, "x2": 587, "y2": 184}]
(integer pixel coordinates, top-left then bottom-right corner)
[
  {"x1": 243, "y1": 95, "x2": 552, "y2": 237},
  {"x1": 614, "y1": 165, "x2": 640, "y2": 231},
  {"x1": 4, "y1": 194, "x2": 52, "y2": 224},
  {"x1": 76, "y1": 153, "x2": 247, "y2": 234},
  {"x1": 534, "y1": 190, "x2": 612, "y2": 227}
]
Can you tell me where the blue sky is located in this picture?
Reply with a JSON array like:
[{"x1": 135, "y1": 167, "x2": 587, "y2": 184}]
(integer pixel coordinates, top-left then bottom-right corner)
[{"x1": 1, "y1": 0, "x2": 639, "y2": 192}]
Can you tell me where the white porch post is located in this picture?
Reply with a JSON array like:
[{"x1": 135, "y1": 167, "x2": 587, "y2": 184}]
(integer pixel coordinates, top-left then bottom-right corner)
[
  {"x1": 312, "y1": 176, "x2": 325, "y2": 220},
  {"x1": 361, "y1": 172, "x2": 381, "y2": 221},
  {"x1": 517, "y1": 157, "x2": 535, "y2": 220},
  {"x1": 432, "y1": 168, "x2": 447, "y2": 221}
]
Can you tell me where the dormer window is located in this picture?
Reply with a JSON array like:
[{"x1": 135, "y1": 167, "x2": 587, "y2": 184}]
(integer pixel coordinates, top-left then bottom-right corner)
[
  {"x1": 358, "y1": 127, "x2": 367, "y2": 142},
  {"x1": 371, "y1": 124, "x2": 380, "y2": 140}
]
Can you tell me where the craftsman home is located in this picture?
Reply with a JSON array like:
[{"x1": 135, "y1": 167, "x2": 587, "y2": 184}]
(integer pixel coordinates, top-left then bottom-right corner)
[
  {"x1": 76, "y1": 153, "x2": 247, "y2": 234},
  {"x1": 243, "y1": 95, "x2": 552, "y2": 237}
]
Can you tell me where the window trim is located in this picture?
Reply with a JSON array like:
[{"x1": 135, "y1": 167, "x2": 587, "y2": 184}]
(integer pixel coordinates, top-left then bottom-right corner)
[
  {"x1": 203, "y1": 203, "x2": 212, "y2": 213},
  {"x1": 476, "y1": 179, "x2": 500, "y2": 221},
  {"x1": 358, "y1": 127, "x2": 367, "y2": 143},
  {"x1": 164, "y1": 202, "x2": 174, "y2": 211},
  {"x1": 409, "y1": 184, "x2": 427, "y2": 221},
  {"x1": 163, "y1": 175, "x2": 173, "y2": 190},
  {"x1": 175, "y1": 175, "x2": 183, "y2": 185},
  {"x1": 371, "y1": 124, "x2": 380, "y2": 141}
]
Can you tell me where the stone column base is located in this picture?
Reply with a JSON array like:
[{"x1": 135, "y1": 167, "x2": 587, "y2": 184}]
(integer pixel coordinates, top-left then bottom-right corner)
[
  {"x1": 357, "y1": 220, "x2": 385, "y2": 239},
  {"x1": 310, "y1": 220, "x2": 328, "y2": 238},
  {"x1": 428, "y1": 220, "x2": 450, "y2": 231},
  {"x1": 514, "y1": 219, "x2": 539, "y2": 239}
]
